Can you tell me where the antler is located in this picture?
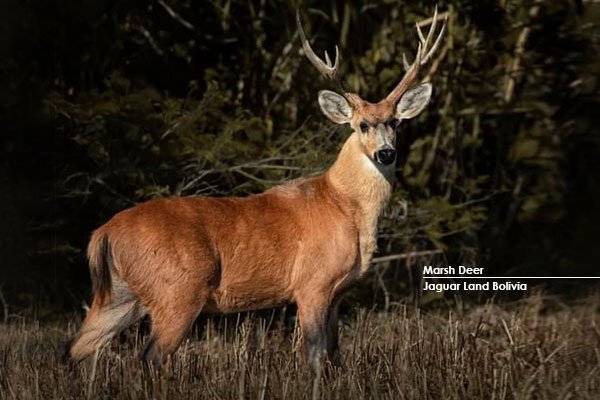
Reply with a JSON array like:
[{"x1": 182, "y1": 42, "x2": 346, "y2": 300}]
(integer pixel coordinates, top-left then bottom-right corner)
[
  {"x1": 296, "y1": 10, "x2": 350, "y2": 96},
  {"x1": 386, "y1": 6, "x2": 447, "y2": 104}
]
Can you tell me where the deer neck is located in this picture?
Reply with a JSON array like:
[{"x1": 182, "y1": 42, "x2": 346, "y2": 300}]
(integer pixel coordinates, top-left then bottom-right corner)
[{"x1": 326, "y1": 132, "x2": 394, "y2": 273}]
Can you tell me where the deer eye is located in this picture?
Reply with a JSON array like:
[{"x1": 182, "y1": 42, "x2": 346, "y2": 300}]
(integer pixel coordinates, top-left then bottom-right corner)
[
  {"x1": 387, "y1": 118, "x2": 399, "y2": 129},
  {"x1": 359, "y1": 121, "x2": 369, "y2": 133}
]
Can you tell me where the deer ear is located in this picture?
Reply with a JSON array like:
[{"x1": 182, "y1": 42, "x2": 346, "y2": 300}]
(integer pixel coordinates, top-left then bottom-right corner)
[
  {"x1": 318, "y1": 90, "x2": 353, "y2": 124},
  {"x1": 396, "y1": 83, "x2": 432, "y2": 120}
]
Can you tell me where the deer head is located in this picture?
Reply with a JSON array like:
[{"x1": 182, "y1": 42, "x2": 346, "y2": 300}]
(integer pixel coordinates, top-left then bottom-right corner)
[{"x1": 297, "y1": 8, "x2": 446, "y2": 166}]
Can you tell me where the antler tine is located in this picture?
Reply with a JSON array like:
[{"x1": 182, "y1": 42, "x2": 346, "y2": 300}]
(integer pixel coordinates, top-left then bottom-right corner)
[
  {"x1": 296, "y1": 10, "x2": 341, "y2": 83},
  {"x1": 386, "y1": 7, "x2": 447, "y2": 103},
  {"x1": 416, "y1": 22, "x2": 427, "y2": 45},
  {"x1": 424, "y1": 6, "x2": 439, "y2": 49},
  {"x1": 421, "y1": 15, "x2": 446, "y2": 65}
]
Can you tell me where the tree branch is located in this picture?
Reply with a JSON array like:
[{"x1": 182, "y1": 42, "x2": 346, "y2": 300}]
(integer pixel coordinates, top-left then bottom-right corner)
[
  {"x1": 157, "y1": 0, "x2": 195, "y2": 31},
  {"x1": 372, "y1": 249, "x2": 444, "y2": 264}
]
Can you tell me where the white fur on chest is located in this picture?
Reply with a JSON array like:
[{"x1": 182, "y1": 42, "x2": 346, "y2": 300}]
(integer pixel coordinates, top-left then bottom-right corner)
[{"x1": 357, "y1": 155, "x2": 393, "y2": 275}]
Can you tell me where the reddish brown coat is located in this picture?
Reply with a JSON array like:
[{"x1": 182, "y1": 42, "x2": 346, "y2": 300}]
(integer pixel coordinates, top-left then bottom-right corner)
[{"x1": 70, "y1": 132, "x2": 393, "y2": 369}]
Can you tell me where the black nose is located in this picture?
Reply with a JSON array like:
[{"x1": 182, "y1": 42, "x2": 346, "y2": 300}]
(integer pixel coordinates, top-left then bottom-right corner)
[{"x1": 374, "y1": 148, "x2": 396, "y2": 165}]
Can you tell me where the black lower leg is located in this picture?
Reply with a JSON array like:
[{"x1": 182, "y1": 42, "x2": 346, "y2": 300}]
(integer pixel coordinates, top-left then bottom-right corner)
[
  {"x1": 326, "y1": 307, "x2": 341, "y2": 366},
  {"x1": 140, "y1": 335, "x2": 161, "y2": 368},
  {"x1": 302, "y1": 310, "x2": 329, "y2": 374}
]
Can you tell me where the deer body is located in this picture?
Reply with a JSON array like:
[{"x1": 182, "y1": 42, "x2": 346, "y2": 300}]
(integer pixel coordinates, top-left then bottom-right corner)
[
  {"x1": 69, "y1": 8, "x2": 445, "y2": 371},
  {"x1": 70, "y1": 131, "x2": 391, "y2": 367}
]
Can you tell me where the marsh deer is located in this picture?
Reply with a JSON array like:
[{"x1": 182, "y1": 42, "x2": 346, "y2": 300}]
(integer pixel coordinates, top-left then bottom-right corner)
[{"x1": 69, "y1": 8, "x2": 446, "y2": 372}]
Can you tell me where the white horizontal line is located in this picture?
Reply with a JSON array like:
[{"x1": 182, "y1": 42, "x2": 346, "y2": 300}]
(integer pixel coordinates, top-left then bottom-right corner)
[{"x1": 423, "y1": 276, "x2": 600, "y2": 279}]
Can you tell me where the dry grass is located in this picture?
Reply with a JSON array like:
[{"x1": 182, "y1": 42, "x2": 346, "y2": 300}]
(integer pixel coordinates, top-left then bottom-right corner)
[{"x1": 1, "y1": 294, "x2": 599, "y2": 399}]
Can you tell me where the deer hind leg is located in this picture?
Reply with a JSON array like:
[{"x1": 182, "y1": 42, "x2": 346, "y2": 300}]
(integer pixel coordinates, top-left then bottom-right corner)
[
  {"x1": 70, "y1": 276, "x2": 143, "y2": 361},
  {"x1": 141, "y1": 288, "x2": 209, "y2": 367}
]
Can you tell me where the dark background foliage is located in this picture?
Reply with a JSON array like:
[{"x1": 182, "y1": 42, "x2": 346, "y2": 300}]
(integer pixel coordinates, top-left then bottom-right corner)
[{"x1": 0, "y1": 0, "x2": 599, "y2": 315}]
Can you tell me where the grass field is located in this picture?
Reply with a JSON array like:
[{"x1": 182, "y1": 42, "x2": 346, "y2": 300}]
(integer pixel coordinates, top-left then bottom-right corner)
[{"x1": 0, "y1": 294, "x2": 599, "y2": 399}]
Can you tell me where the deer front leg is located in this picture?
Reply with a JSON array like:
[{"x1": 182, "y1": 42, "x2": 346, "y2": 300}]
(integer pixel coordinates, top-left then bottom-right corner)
[
  {"x1": 297, "y1": 297, "x2": 330, "y2": 374},
  {"x1": 326, "y1": 304, "x2": 341, "y2": 366}
]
